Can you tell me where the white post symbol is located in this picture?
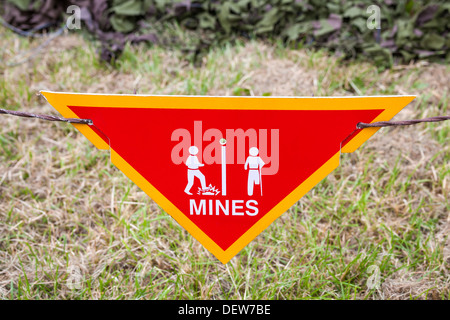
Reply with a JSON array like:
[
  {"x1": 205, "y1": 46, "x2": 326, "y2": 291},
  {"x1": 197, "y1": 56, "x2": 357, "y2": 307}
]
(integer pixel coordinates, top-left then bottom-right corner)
[{"x1": 220, "y1": 138, "x2": 227, "y2": 196}]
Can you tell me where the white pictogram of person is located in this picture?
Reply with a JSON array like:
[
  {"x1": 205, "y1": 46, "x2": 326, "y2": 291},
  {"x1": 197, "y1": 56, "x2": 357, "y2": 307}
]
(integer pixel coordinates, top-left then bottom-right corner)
[
  {"x1": 184, "y1": 146, "x2": 207, "y2": 195},
  {"x1": 244, "y1": 147, "x2": 265, "y2": 196}
]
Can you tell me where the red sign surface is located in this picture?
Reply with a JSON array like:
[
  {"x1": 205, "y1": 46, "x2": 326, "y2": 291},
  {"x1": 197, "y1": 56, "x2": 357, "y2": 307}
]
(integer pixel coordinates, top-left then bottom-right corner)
[{"x1": 41, "y1": 92, "x2": 415, "y2": 263}]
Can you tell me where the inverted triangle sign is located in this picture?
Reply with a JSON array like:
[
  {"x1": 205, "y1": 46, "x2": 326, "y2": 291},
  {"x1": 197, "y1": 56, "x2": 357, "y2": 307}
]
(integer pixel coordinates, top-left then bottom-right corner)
[{"x1": 41, "y1": 92, "x2": 415, "y2": 263}]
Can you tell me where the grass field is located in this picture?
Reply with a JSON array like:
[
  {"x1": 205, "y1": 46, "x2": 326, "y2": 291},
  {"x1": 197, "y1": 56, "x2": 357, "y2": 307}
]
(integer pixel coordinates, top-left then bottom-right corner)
[{"x1": 0, "y1": 27, "x2": 449, "y2": 300}]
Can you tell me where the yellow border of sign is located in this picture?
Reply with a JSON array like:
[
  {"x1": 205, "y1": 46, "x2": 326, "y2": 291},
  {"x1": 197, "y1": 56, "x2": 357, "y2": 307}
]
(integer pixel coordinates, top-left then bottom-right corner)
[{"x1": 40, "y1": 91, "x2": 415, "y2": 263}]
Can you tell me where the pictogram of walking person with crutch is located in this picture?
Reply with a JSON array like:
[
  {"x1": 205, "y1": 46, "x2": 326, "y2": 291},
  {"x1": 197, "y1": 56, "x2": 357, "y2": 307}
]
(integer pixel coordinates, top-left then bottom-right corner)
[{"x1": 244, "y1": 147, "x2": 265, "y2": 196}]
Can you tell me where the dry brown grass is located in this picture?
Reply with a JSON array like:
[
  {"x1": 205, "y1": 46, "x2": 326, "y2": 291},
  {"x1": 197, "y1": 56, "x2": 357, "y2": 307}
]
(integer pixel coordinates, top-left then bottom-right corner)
[{"x1": 0, "y1": 29, "x2": 448, "y2": 300}]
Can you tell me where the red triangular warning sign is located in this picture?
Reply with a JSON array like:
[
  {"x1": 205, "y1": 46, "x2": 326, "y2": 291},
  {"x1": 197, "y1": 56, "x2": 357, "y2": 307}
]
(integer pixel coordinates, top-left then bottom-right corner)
[{"x1": 41, "y1": 92, "x2": 415, "y2": 263}]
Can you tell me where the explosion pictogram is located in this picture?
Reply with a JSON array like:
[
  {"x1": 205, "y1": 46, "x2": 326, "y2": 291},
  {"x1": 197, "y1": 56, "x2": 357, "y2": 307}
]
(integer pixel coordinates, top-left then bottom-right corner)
[{"x1": 197, "y1": 184, "x2": 221, "y2": 196}]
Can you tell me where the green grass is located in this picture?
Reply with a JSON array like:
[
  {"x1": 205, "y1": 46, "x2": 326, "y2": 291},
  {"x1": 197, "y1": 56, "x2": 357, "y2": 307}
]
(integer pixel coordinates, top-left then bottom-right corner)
[{"x1": 0, "y1": 26, "x2": 449, "y2": 300}]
